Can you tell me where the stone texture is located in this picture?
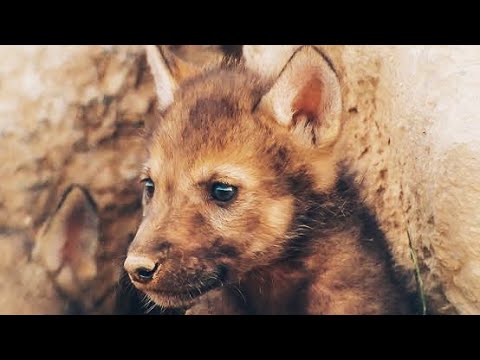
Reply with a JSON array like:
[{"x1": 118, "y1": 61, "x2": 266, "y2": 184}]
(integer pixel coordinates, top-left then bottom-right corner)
[
  {"x1": 245, "y1": 45, "x2": 480, "y2": 314},
  {"x1": 0, "y1": 45, "x2": 156, "y2": 312}
]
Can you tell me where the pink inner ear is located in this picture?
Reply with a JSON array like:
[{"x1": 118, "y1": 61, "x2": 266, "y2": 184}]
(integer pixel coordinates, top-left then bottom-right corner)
[
  {"x1": 292, "y1": 76, "x2": 324, "y2": 126},
  {"x1": 63, "y1": 204, "x2": 86, "y2": 264}
]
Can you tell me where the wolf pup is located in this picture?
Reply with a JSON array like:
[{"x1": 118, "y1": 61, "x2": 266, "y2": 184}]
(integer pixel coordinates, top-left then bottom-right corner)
[{"x1": 124, "y1": 45, "x2": 414, "y2": 314}]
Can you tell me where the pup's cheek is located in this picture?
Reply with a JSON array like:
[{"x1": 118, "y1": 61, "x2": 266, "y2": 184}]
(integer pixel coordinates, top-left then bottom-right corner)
[
  {"x1": 264, "y1": 197, "x2": 295, "y2": 237},
  {"x1": 247, "y1": 197, "x2": 294, "y2": 255}
]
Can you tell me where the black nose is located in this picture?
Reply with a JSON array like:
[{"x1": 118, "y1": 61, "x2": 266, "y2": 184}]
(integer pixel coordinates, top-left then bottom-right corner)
[
  {"x1": 135, "y1": 266, "x2": 158, "y2": 282},
  {"x1": 124, "y1": 256, "x2": 159, "y2": 284}
]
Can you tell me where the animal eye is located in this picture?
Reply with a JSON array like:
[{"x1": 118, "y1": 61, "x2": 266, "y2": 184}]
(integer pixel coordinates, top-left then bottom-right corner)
[
  {"x1": 211, "y1": 182, "x2": 237, "y2": 203},
  {"x1": 142, "y1": 178, "x2": 155, "y2": 199}
]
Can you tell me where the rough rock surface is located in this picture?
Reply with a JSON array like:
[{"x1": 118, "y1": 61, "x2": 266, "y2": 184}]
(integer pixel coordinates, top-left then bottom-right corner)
[
  {"x1": 245, "y1": 45, "x2": 480, "y2": 314},
  {"x1": 0, "y1": 45, "x2": 156, "y2": 312}
]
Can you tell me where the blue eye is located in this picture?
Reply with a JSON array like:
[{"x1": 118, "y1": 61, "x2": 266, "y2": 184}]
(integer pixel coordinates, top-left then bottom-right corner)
[
  {"x1": 142, "y1": 178, "x2": 155, "y2": 199},
  {"x1": 211, "y1": 182, "x2": 237, "y2": 203}
]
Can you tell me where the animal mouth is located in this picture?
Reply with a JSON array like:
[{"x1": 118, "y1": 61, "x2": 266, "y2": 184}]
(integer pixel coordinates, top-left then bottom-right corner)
[{"x1": 145, "y1": 266, "x2": 227, "y2": 309}]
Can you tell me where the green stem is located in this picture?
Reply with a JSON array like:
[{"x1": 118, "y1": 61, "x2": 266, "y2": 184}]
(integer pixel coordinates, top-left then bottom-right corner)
[{"x1": 407, "y1": 229, "x2": 427, "y2": 315}]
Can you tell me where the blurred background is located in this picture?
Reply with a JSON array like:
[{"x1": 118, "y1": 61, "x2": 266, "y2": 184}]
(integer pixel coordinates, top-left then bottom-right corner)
[{"x1": 0, "y1": 45, "x2": 241, "y2": 314}]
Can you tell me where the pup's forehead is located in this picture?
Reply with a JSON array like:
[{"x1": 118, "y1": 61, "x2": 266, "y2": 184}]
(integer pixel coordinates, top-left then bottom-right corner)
[
  {"x1": 144, "y1": 70, "x2": 284, "y2": 183},
  {"x1": 176, "y1": 66, "x2": 268, "y2": 106},
  {"x1": 147, "y1": 68, "x2": 271, "y2": 163},
  {"x1": 159, "y1": 67, "x2": 268, "y2": 129},
  {"x1": 146, "y1": 132, "x2": 267, "y2": 186}
]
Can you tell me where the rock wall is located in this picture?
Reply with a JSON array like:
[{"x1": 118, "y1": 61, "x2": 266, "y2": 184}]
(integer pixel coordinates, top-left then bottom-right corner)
[
  {"x1": 245, "y1": 45, "x2": 480, "y2": 314},
  {"x1": 0, "y1": 45, "x2": 156, "y2": 311}
]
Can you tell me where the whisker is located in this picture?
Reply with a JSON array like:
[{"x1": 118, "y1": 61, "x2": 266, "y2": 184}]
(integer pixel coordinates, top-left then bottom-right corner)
[
  {"x1": 232, "y1": 284, "x2": 246, "y2": 304},
  {"x1": 145, "y1": 300, "x2": 158, "y2": 314}
]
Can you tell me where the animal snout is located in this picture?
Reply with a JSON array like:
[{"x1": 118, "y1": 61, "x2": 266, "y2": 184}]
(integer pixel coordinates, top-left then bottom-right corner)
[{"x1": 124, "y1": 255, "x2": 160, "y2": 284}]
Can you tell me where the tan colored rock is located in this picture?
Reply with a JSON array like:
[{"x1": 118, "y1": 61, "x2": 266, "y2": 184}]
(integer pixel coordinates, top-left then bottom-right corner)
[
  {"x1": 245, "y1": 45, "x2": 480, "y2": 314},
  {"x1": 0, "y1": 45, "x2": 157, "y2": 313},
  {"x1": 0, "y1": 185, "x2": 105, "y2": 314}
]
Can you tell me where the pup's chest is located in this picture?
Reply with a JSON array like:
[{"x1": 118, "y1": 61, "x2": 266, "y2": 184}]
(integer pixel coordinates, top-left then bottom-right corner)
[{"x1": 238, "y1": 264, "x2": 312, "y2": 315}]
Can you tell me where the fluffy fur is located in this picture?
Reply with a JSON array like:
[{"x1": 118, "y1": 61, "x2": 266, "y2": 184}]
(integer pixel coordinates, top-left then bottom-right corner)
[{"x1": 124, "y1": 46, "x2": 415, "y2": 314}]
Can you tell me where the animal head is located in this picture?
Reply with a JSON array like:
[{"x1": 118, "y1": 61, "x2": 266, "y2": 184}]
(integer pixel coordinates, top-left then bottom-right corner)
[
  {"x1": 124, "y1": 45, "x2": 343, "y2": 308},
  {"x1": 0, "y1": 185, "x2": 104, "y2": 314}
]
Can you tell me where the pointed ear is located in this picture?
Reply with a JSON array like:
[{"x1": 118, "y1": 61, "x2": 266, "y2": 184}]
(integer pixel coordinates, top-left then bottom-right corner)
[
  {"x1": 243, "y1": 45, "x2": 302, "y2": 79},
  {"x1": 257, "y1": 46, "x2": 342, "y2": 150},
  {"x1": 145, "y1": 45, "x2": 177, "y2": 112},
  {"x1": 146, "y1": 45, "x2": 206, "y2": 112},
  {"x1": 33, "y1": 185, "x2": 100, "y2": 294}
]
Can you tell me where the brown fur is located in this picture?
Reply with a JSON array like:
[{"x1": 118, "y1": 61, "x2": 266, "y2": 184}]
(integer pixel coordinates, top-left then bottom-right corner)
[{"x1": 125, "y1": 46, "x2": 416, "y2": 314}]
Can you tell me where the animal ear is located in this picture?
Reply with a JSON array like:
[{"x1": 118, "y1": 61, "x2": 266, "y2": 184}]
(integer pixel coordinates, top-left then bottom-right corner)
[
  {"x1": 145, "y1": 45, "x2": 178, "y2": 112},
  {"x1": 243, "y1": 45, "x2": 302, "y2": 79},
  {"x1": 146, "y1": 45, "x2": 206, "y2": 112},
  {"x1": 33, "y1": 185, "x2": 100, "y2": 295},
  {"x1": 256, "y1": 46, "x2": 342, "y2": 149}
]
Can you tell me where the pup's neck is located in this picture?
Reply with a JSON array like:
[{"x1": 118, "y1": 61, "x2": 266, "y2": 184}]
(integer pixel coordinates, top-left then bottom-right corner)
[{"x1": 226, "y1": 173, "x2": 413, "y2": 314}]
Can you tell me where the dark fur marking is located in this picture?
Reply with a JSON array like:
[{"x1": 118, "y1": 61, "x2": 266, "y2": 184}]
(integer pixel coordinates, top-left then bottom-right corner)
[
  {"x1": 266, "y1": 146, "x2": 284, "y2": 177},
  {"x1": 198, "y1": 237, "x2": 240, "y2": 260},
  {"x1": 281, "y1": 170, "x2": 360, "y2": 260},
  {"x1": 279, "y1": 167, "x2": 419, "y2": 314},
  {"x1": 274, "y1": 146, "x2": 289, "y2": 173},
  {"x1": 154, "y1": 241, "x2": 172, "y2": 253},
  {"x1": 211, "y1": 237, "x2": 240, "y2": 259},
  {"x1": 189, "y1": 97, "x2": 238, "y2": 127},
  {"x1": 165, "y1": 180, "x2": 174, "y2": 195},
  {"x1": 356, "y1": 199, "x2": 421, "y2": 314},
  {"x1": 216, "y1": 245, "x2": 240, "y2": 258},
  {"x1": 284, "y1": 166, "x2": 314, "y2": 195},
  {"x1": 221, "y1": 45, "x2": 243, "y2": 60},
  {"x1": 192, "y1": 213, "x2": 206, "y2": 227}
]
